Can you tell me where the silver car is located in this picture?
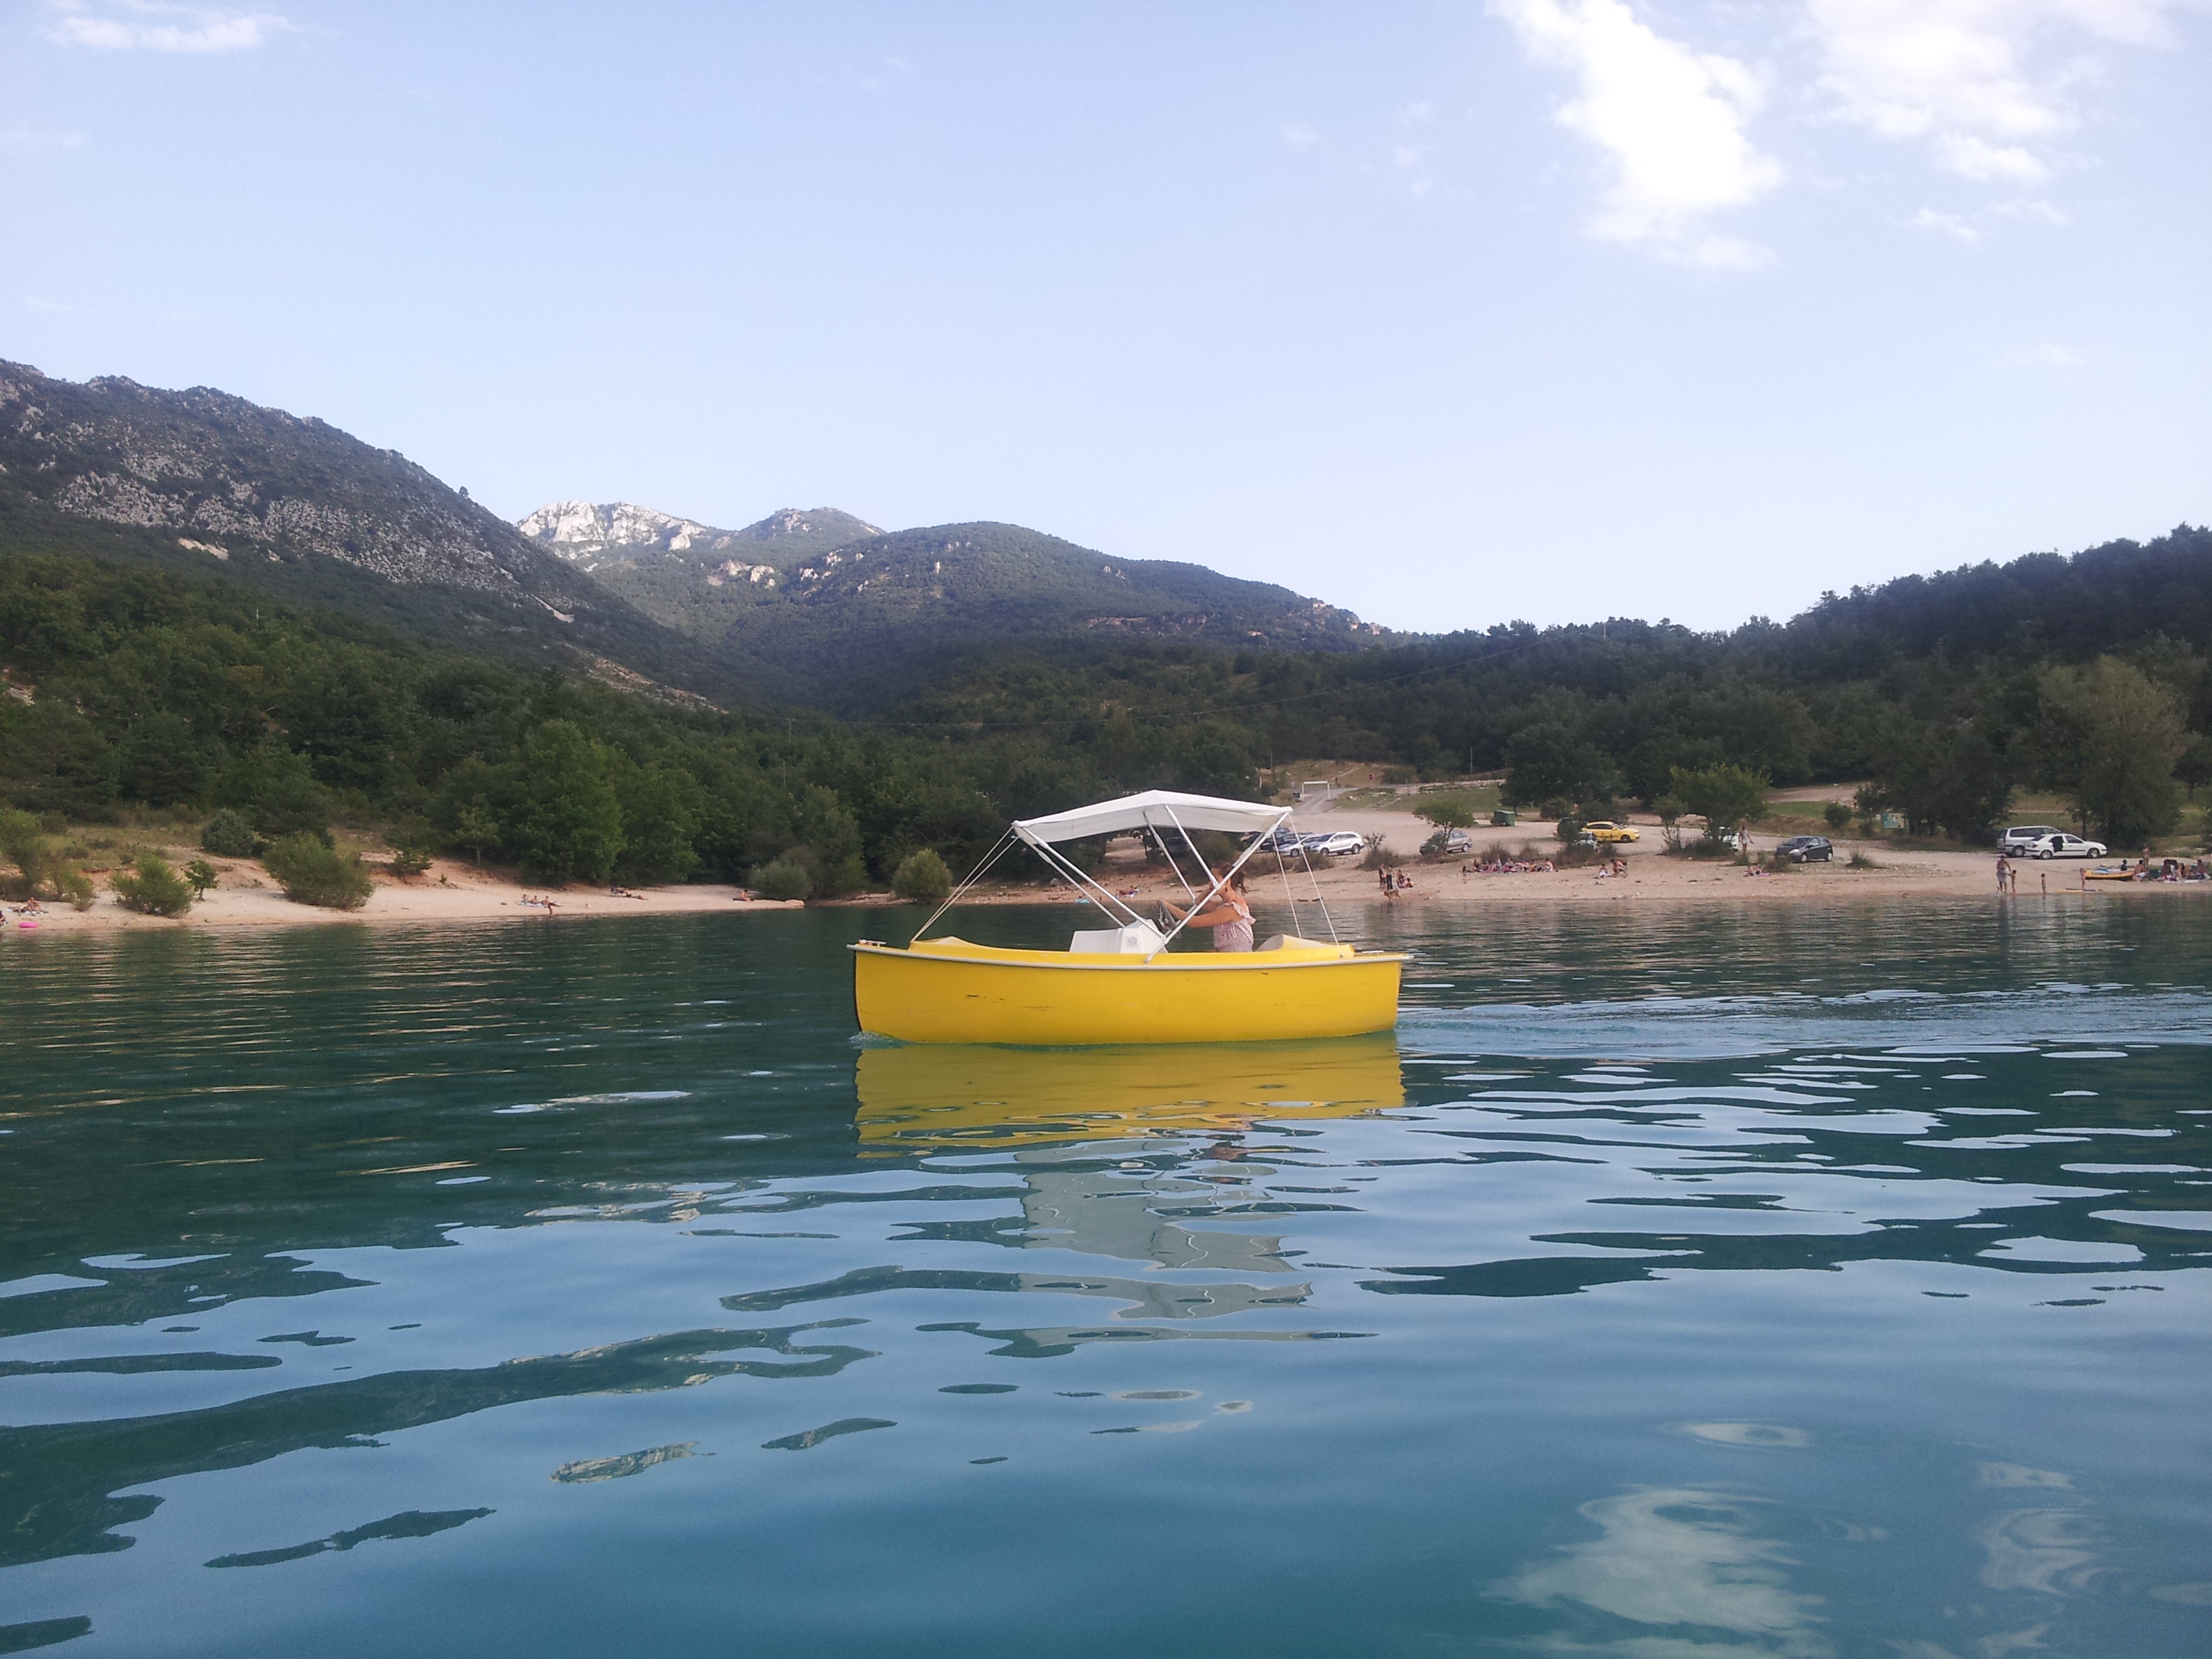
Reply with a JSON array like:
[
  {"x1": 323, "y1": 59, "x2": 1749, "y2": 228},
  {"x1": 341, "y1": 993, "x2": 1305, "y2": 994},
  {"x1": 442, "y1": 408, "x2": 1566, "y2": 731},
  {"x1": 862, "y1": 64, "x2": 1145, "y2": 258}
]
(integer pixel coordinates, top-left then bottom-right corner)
[
  {"x1": 1301, "y1": 831, "x2": 1368, "y2": 859},
  {"x1": 2000, "y1": 825, "x2": 2063, "y2": 853}
]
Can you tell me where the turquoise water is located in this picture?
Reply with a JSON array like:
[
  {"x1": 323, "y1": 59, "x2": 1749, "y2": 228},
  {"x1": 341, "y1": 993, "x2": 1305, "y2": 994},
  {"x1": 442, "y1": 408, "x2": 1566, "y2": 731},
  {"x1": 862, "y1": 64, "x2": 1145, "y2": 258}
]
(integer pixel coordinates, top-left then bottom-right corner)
[{"x1": 3, "y1": 897, "x2": 2208, "y2": 1657}]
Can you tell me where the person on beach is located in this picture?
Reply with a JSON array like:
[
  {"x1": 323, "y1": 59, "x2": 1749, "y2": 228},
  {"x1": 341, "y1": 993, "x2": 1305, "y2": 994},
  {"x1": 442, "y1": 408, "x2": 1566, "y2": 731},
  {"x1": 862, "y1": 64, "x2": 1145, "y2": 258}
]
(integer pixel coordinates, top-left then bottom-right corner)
[
  {"x1": 1996, "y1": 855, "x2": 2012, "y2": 894},
  {"x1": 1162, "y1": 866, "x2": 1254, "y2": 952}
]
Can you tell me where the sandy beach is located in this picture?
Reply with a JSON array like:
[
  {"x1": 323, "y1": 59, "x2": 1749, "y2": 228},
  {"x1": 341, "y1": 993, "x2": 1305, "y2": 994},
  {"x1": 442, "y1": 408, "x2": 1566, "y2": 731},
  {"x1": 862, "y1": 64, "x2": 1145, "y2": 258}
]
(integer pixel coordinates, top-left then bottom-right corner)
[
  {"x1": 4, "y1": 808, "x2": 2197, "y2": 939},
  {"x1": 1, "y1": 851, "x2": 800, "y2": 935}
]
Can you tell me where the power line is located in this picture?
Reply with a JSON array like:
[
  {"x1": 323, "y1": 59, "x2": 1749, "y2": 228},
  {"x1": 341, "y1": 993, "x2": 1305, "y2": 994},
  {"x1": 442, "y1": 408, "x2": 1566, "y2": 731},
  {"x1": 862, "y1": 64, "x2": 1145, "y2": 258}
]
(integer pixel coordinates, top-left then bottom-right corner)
[{"x1": 828, "y1": 634, "x2": 1549, "y2": 733}]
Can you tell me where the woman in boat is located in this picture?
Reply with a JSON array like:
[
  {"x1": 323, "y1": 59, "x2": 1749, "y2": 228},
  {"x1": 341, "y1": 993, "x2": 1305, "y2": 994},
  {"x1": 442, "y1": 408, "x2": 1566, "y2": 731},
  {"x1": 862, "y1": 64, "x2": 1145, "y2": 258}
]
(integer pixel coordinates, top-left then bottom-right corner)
[{"x1": 1162, "y1": 866, "x2": 1254, "y2": 952}]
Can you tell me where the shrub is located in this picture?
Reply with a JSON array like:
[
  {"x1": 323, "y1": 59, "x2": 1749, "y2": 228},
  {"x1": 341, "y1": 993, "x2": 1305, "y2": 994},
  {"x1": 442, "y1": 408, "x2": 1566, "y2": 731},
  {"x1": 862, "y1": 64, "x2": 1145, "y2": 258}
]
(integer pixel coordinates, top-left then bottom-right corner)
[
  {"x1": 183, "y1": 858, "x2": 220, "y2": 897},
  {"x1": 390, "y1": 846, "x2": 434, "y2": 878},
  {"x1": 1415, "y1": 798, "x2": 1476, "y2": 830},
  {"x1": 1536, "y1": 797, "x2": 1574, "y2": 823},
  {"x1": 1359, "y1": 843, "x2": 1405, "y2": 871},
  {"x1": 264, "y1": 833, "x2": 375, "y2": 909},
  {"x1": 201, "y1": 810, "x2": 260, "y2": 858},
  {"x1": 57, "y1": 865, "x2": 96, "y2": 911},
  {"x1": 0, "y1": 807, "x2": 45, "y2": 895},
  {"x1": 112, "y1": 853, "x2": 194, "y2": 917},
  {"x1": 893, "y1": 848, "x2": 952, "y2": 904},
  {"x1": 753, "y1": 858, "x2": 813, "y2": 901},
  {"x1": 1822, "y1": 802, "x2": 1853, "y2": 831},
  {"x1": 1555, "y1": 815, "x2": 1586, "y2": 845},
  {"x1": 825, "y1": 854, "x2": 872, "y2": 897},
  {"x1": 1847, "y1": 850, "x2": 1882, "y2": 870}
]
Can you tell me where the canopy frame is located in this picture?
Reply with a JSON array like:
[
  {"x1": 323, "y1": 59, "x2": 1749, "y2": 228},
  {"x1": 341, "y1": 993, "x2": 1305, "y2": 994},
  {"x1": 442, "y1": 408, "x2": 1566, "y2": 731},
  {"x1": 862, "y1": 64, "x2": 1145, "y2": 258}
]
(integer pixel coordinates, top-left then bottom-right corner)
[{"x1": 909, "y1": 788, "x2": 1341, "y2": 953}]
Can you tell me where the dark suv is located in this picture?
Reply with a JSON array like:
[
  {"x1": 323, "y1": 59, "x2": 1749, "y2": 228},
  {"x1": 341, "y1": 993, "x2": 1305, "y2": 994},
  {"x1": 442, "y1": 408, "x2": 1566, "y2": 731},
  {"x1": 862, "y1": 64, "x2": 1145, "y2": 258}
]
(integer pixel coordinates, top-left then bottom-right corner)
[{"x1": 1775, "y1": 836, "x2": 1834, "y2": 863}]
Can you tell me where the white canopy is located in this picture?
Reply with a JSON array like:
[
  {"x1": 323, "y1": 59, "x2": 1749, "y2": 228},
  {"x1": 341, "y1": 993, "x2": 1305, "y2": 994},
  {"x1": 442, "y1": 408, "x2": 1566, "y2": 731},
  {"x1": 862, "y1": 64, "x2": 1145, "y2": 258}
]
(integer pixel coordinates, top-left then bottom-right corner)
[{"x1": 1011, "y1": 789, "x2": 1290, "y2": 847}]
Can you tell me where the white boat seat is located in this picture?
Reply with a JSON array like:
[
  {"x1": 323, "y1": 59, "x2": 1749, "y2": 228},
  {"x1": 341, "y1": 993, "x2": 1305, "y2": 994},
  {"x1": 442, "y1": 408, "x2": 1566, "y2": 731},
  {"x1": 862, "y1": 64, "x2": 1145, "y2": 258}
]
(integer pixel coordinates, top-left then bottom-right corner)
[{"x1": 1069, "y1": 922, "x2": 1168, "y2": 954}]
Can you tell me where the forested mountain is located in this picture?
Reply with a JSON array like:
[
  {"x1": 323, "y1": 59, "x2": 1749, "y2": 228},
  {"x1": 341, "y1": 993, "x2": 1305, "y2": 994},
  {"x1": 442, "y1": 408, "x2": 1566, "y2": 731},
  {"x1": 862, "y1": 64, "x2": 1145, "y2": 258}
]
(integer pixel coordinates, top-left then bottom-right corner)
[
  {"x1": 1, "y1": 361, "x2": 2203, "y2": 880},
  {"x1": 0, "y1": 361, "x2": 726, "y2": 703},
  {"x1": 0, "y1": 363, "x2": 1387, "y2": 711},
  {"x1": 902, "y1": 525, "x2": 2212, "y2": 846},
  {"x1": 579, "y1": 518, "x2": 1393, "y2": 708}
]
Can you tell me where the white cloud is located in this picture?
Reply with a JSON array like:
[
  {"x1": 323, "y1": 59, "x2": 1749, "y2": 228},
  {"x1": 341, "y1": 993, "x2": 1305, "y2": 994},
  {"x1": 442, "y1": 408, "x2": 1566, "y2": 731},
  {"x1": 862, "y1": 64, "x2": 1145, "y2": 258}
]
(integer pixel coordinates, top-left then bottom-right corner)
[
  {"x1": 1393, "y1": 143, "x2": 1438, "y2": 196},
  {"x1": 1494, "y1": 0, "x2": 1784, "y2": 268},
  {"x1": 1, "y1": 125, "x2": 87, "y2": 153},
  {"x1": 1912, "y1": 205, "x2": 1982, "y2": 240},
  {"x1": 1278, "y1": 123, "x2": 1322, "y2": 149},
  {"x1": 1807, "y1": 0, "x2": 2190, "y2": 183},
  {"x1": 1997, "y1": 341, "x2": 2094, "y2": 366},
  {"x1": 47, "y1": 3, "x2": 289, "y2": 54}
]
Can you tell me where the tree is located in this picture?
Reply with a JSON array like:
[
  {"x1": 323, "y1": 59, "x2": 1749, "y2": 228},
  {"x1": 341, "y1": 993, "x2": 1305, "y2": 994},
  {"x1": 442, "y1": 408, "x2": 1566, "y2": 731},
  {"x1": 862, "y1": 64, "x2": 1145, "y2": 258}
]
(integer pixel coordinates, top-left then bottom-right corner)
[
  {"x1": 183, "y1": 858, "x2": 220, "y2": 897},
  {"x1": 112, "y1": 853, "x2": 194, "y2": 917},
  {"x1": 1669, "y1": 764, "x2": 1769, "y2": 842},
  {"x1": 615, "y1": 763, "x2": 701, "y2": 885},
  {"x1": 0, "y1": 807, "x2": 45, "y2": 893},
  {"x1": 1822, "y1": 802, "x2": 1852, "y2": 831},
  {"x1": 250, "y1": 759, "x2": 334, "y2": 844},
  {"x1": 1652, "y1": 794, "x2": 1687, "y2": 852},
  {"x1": 1414, "y1": 798, "x2": 1476, "y2": 830},
  {"x1": 508, "y1": 721, "x2": 623, "y2": 885},
  {"x1": 2029, "y1": 658, "x2": 2185, "y2": 844},
  {"x1": 893, "y1": 848, "x2": 951, "y2": 903},
  {"x1": 118, "y1": 713, "x2": 208, "y2": 807},
  {"x1": 2175, "y1": 735, "x2": 2212, "y2": 802},
  {"x1": 1866, "y1": 721, "x2": 2012, "y2": 844},
  {"x1": 1502, "y1": 723, "x2": 1613, "y2": 808},
  {"x1": 453, "y1": 796, "x2": 499, "y2": 866},
  {"x1": 263, "y1": 833, "x2": 375, "y2": 909}
]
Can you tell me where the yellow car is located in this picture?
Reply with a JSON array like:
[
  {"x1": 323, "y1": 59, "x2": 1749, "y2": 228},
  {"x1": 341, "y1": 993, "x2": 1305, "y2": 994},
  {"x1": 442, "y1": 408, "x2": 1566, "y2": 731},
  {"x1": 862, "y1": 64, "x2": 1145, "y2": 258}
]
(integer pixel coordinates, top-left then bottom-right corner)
[{"x1": 1582, "y1": 820, "x2": 1641, "y2": 844}]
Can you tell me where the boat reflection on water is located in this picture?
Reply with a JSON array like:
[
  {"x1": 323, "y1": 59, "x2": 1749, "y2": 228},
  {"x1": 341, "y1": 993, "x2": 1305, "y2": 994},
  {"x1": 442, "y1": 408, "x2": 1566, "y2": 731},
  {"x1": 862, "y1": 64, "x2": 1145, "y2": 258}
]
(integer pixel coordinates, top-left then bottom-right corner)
[
  {"x1": 856, "y1": 1033, "x2": 1406, "y2": 1305},
  {"x1": 853, "y1": 1033, "x2": 1406, "y2": 1153}
]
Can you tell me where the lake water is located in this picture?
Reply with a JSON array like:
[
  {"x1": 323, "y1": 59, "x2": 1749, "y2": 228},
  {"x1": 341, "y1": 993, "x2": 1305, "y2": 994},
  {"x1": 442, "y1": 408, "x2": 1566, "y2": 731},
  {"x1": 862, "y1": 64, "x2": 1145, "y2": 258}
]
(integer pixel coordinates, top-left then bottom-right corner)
[{"x1": 3, "y1": 897, "x2": 2209, "y2": 1658}]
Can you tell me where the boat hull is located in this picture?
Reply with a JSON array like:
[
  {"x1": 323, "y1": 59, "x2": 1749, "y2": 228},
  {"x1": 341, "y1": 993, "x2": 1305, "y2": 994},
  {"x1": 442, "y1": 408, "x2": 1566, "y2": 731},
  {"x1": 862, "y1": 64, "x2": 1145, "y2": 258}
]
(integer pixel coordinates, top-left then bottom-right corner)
[{"x1": 852, "y1": 939, "x2": 1404, "y2": 1046}]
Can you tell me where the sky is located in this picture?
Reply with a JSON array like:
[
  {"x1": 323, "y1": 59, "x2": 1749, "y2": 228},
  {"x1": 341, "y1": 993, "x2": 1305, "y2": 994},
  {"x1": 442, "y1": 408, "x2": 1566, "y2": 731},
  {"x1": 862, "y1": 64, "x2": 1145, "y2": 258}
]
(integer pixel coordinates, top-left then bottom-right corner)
[{"x1": 3, "y1": 1, "x2": 2207, "y2": 634}]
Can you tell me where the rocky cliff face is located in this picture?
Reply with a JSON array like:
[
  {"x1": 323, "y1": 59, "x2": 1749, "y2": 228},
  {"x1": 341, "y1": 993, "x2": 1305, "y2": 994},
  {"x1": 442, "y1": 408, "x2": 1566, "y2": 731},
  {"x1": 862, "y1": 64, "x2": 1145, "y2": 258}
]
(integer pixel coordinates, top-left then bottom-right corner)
[
  {"x1": 517, "y1": 500, "x2": 882, "y2": 571},
  {"x1": 0, "y1": 361, "x2": 617, "y2": 620},
  {"x1": 518, "y1": 501, "x2": 736, "y2": 568}
]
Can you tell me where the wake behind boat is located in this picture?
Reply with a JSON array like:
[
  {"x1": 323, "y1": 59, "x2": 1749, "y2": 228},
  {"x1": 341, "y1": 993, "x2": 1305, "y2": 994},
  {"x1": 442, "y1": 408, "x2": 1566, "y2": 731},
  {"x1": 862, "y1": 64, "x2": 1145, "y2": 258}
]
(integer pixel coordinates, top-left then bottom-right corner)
[{"x1": 851, "y1": 790, "x2": 1405, "y2": 1045}]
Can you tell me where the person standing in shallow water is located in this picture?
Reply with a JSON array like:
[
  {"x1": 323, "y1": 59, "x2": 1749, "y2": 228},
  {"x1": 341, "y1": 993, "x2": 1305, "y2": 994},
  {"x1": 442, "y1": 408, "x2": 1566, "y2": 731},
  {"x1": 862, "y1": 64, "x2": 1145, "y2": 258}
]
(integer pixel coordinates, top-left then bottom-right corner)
[{"x1": 1162, "y1": 866, "x2": 1254, "y2": 952}]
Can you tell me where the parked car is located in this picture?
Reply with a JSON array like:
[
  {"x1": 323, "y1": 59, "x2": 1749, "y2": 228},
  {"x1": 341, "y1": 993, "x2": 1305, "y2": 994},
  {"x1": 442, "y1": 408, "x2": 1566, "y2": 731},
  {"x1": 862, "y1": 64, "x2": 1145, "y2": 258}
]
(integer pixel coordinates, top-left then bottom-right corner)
[
  {"x1": 2029, "y1": 833, "x2": 2107, "y2": 859},
  {"x1": 1775, "y1": 835, "x2": 1834, "y2": 863},
  {"x1": 2000, "y1": 825, "x2": 2064, "y2": 853},
  {"x1": 1260, "y1": 826, "x2": 1305, "y2": 853},
  {"x1": 1302, "y1": 831, "x2": 1368, "y2": 859},
  {"x1": 1581, "y1": 820, "x2": 1640, "y2": 844},
  {"x1": 1441, "y1": 828, "x2": 1473, "y2": 855}
]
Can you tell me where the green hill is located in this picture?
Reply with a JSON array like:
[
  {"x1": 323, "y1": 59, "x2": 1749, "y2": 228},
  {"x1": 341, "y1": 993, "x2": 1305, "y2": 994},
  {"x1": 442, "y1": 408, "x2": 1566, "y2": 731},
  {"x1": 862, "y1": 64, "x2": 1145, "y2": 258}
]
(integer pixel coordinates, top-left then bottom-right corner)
[{"x1": 0, "y1": 362, "x2": 731, "y2": 703}]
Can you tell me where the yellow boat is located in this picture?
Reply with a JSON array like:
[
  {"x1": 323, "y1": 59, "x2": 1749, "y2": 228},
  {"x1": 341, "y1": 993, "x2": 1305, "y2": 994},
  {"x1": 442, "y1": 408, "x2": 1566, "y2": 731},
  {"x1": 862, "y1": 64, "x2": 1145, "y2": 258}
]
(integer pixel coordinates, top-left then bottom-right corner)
[
  {"x1": 854, "y1": 1034, "x2": 1405, "y2": 1150},
  {"x1": 851, "y1": 788, "x2": 1404, "y2": 1046}
]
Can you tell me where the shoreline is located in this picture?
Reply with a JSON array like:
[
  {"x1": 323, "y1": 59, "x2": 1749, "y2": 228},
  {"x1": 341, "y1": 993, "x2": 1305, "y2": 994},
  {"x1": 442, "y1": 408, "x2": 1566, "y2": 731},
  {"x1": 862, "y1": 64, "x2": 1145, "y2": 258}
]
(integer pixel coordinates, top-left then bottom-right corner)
[{"x1": 3, "y1": 839, "x2": 2201, "y2": 938}]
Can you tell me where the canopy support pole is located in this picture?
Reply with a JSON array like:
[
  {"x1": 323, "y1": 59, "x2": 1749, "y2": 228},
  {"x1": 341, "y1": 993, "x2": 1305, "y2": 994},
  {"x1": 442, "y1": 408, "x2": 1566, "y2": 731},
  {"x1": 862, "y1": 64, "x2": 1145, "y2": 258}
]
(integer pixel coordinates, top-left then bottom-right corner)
[
  {"x1": 1146, "y1": 809, "x2": 1275, "y2": 958},
  {"x1": 1020, "y1": 836, "x2": 1148, "y2": 926},
  {"x1": 912, "y1": 830, "x2": 1017, "y2": 943}
]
